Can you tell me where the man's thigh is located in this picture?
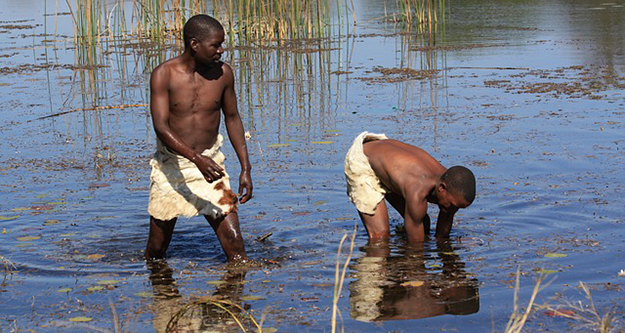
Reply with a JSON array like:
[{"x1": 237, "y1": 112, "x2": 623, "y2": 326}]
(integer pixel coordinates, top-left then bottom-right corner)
[
  {"x1": 358, "y1": 200, "x2": 390, "y2": 241},
  {"x1": 385, "y1": 192, "x2": 406, "y2": 217}
]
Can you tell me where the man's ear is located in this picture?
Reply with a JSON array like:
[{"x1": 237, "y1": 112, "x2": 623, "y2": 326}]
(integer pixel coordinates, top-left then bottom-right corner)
[
  {"x1": 438, "y1": 182, "x2": 447, "y2": 193},
  {"x1": 190, "y1": 38, "x2": 200, "y2": 51}
]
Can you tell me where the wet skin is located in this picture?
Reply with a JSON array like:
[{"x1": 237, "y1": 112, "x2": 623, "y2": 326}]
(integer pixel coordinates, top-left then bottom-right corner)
[
  {"x1": 360, "y1": 139, "x2": 471, "y2": 243},
  {"x1": 145, "y1": 27, "x2": 252, "y2": 262}
]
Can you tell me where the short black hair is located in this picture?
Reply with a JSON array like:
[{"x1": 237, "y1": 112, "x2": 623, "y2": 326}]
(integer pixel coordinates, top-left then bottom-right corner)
[
  {"x1": 441, "y1": 166, "x2": 476, "y2": 204},
  {"x1": 183, "y1": 14, "x2": 224, "y2": 49}
]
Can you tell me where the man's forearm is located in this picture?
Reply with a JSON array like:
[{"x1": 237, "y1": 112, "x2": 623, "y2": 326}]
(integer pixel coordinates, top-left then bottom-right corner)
[
  {"x1": 225, "y1": 117, "x2": 251, "y2": 171},
  {"x1": 434, "y1": 209, "x2": 455, "y2": 238},
  {"x1": 154, "y1": 126, "x2": 201, "y2": 162}
]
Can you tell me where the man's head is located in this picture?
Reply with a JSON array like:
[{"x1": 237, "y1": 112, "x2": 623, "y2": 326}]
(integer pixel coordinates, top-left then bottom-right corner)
[
  {"x1": 437, "y1": 166, "x2": 476, "y2": 209},
  {"x1": 183, "y1": 14, "x2": 224, "y2": 49}
]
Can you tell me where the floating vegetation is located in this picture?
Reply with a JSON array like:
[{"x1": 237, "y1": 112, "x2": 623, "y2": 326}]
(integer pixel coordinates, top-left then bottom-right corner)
[{"x1": 1, "y1": 255, "x2": 17, "y2": 278}]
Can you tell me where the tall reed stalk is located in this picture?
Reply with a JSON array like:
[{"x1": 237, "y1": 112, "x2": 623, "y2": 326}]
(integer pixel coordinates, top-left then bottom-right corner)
[
  {"x1": 210, "y1": 0, "x2": 335, "y2": 43},
  {"x1": 66, "y1": 0, "x2": 205, "y2": 45},
  {"x1": 331, "y1": 221, "x2": 358, "y2": 333},
  {"x1": 396, "y1": 0, "x2": 446, "y2": 37}
]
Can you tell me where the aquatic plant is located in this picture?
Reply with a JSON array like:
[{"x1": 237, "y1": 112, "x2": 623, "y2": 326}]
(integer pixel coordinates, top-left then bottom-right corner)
[
  {"x1": 504, "y1": 267, "x2": 552, "y2": 333},
  {"x1": 65, "y1": 0, "x2": 341, "y2": 45},
  {"x1": 536, "y1": 282, "x2": 619, "y2": 333},
  {"x1": 331, "y1": 221, "x2": 357, "y2": 333},
  {"x1": 392, "y1": 0, "x2": 446, "y2": 38},
  {"x1": 210, "y1": 0, "x2": 336, "y2": 43},
  {"x1": 66, "y1": 0, "x2": 206, "y2": 44},
  {"x1": 1, "y1": 255, "x2": 17, "y2": 279}
]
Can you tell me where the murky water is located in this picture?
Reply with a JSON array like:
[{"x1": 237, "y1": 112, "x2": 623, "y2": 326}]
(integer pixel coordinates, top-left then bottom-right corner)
[{"x1": 1, "y1": 0, "x2": 624, "y2": 331}]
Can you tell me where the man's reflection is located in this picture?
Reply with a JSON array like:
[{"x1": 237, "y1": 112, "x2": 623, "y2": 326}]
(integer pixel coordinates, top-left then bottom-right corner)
[
  {"x1": 147, "y1": 260, "x2": 249, "y2": 332},
  {"x1": 349, "y1": 241, "x2": 479, "y2": 322}
]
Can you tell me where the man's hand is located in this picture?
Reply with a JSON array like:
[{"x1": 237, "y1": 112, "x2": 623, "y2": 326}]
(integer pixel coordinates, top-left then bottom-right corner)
[
  {"x1": 238, "y1": 170, "x2": 253, "y2": 203},
  {"x1": 193, "y1": 154, "x2": 225, "y2": 183}
]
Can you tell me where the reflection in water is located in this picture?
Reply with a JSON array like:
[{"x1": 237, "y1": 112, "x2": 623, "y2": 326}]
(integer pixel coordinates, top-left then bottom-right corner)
[
  {"x1": 349, "y1": 242, "x2": 479, "y2": 321},
  {"x1": 148, "y1": 261, "x2": 249, "y2": 332}
]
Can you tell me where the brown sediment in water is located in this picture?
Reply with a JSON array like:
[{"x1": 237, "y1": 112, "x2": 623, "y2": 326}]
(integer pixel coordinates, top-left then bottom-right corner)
[
  {"x1": 0, "y1": 63, "x2": 108, "y2": 75},
  {"x1": 412, "y1": 43, "x2": 503, "y2": 52},
  {"x1": 484, "y1": 65, "x2": 625, "y2": 99},
  {"x1": 357, "y1": 66, "x2": 440, "y2": 83}
]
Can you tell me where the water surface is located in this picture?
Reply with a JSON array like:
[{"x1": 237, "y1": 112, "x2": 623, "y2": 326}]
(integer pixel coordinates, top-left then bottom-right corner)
[{"x1": 1, "y1": 0, "x2": 624, "y2": 331}]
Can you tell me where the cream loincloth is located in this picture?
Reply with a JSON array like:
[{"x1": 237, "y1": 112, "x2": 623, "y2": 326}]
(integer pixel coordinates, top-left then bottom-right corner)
[
  {"x1": 344, "y1": 131, "x2": 389, "y2": 215},
  {"x1": 148, "y1": 134, "x2": 238, "y2": 221}
]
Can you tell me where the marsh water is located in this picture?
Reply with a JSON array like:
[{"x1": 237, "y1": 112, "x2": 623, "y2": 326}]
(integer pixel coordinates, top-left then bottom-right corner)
[{"x1": 1, "y1": 0, "x2": 624, "y2": 331}]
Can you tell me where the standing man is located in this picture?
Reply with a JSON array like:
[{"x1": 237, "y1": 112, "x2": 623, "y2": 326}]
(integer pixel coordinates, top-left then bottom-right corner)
[
  {"x1": 146, "y1": 15, "x2": 252, "y2": 262},
  {"x1": 344, "y1": 132, "x2": 475, "y2": 243}
]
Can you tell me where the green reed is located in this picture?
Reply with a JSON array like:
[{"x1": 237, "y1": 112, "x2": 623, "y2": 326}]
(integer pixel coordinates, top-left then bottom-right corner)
[
  {"x1": 210, "y1": 0, "x2": 336, "y2": 43},
  {"x1": 67, "y1": 0, "x2": 340, "y2": 47},
  {"x1": 396, "y1": 0, "x2": 446, "y2": 35},
  {"x1": 66, "y1": 0, "x2": 206, "y2": 44}
]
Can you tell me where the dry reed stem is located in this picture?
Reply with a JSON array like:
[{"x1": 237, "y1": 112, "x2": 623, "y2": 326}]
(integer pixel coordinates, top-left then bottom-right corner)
[
  {"x1": 536, "y1": 282, "x2": 619, "y2": 333},
  {"x1": 331, "y1": 221, "x2": 357, "y2": 333},
  {"x1": 1, "y1": 255, "x2": 17, "y2": 278},
  {"x1": 504, "y1": 266, "x2": 552, "y2": 333}
]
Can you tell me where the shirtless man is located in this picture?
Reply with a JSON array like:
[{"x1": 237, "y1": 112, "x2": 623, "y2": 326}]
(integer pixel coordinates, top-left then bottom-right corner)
[
  {"x1": 145, "y1": 15, "x2": 252, "y2": 262},
  {"x1": 344, "y1": 132, "x2": 475, "y2": 243}
]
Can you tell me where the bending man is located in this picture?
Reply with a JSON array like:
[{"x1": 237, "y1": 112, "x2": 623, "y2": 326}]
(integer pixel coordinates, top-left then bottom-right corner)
[{"x1": 345, "y1": 132, "x2": 475, "y2": 243}]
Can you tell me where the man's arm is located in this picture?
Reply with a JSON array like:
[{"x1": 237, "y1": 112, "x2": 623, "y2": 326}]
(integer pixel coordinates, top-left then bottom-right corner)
[
  {"x1": 150, "y1": 65, "x2": 224, "y2": 182},
  {"x1": 221, "y1": 64, "x2": 253, "y2": 203},
  {"x1": 404, "y1": 195, "x2": 428, "y2": 243},
  {"x1": 434, "y1": 207, "x2": 457, "y2": 239}
]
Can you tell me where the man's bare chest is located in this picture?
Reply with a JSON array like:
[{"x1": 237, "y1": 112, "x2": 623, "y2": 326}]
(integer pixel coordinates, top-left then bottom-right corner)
[{"x1": 169, "y1": 77, "x2": 224, "y2": 112}]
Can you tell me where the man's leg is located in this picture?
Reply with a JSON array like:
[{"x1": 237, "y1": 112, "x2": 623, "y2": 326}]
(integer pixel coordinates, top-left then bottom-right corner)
[
  {"x1": 205, "y1": 212, "x2": 247, "y2": 262},
  {"x1": 358, "y1": 200, "x2": 390, "y2": 243},
  {"x1": 146, "y1": 217, "x2": 177, "y2": 260}
]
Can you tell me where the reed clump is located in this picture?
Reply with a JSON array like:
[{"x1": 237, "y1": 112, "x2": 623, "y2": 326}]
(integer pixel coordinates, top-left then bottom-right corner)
[
  {"x1": 66, "y1": 0, "x2": 338, "y2": 46},
  {"x1": 1, "y1": 255, "x2": 17, "y2": 279},
  {"x1": 391, "y1": 0, "x2": 446, "y2": 37},
  {"x1": 210, "y1": 0, "x2": 334, "y2": 43},
  {"x1": 66, "y1": 0, "x2": 206, "y2": 44},
  {"x1": 536, "y1": 282, "x2": 619, "y2": 333},
  {"x1": 504, "y1": 267, "x2": 552, "y2": 333}
]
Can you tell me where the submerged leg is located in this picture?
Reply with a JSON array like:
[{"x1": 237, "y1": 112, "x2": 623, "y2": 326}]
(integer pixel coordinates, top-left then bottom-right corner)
[
  {"x1": 205, "y1": 212, "x2": 247, "y2": 262},
  {"x1": 358, "y1": 200, "x2": 390, "y2": 243},
  {"x1": 145, "y1": 216, "x2": 177, "y2": 260}
]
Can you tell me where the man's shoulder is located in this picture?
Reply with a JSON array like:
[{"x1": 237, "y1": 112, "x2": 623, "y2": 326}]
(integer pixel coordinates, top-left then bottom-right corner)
[{"x1": 153, "y1": 56, "x2": 185, "y2": 74}]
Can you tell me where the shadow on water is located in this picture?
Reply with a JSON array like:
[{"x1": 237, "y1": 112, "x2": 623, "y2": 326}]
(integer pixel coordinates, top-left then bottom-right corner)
[{"x1": 350, "y1": 241, "x2": 479, "y2": 322}]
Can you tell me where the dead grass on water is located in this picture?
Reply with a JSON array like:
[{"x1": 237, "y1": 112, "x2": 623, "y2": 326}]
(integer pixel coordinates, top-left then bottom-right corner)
[
  {"x1": 504, "y1": 267, "x2": 620, "y2": 333},
  {"x1": 536, "y1": 282, "x2": 620, "y2": 333},
  {"x1": 1, "y1": 255, "x2": 17, "y2": 279}
]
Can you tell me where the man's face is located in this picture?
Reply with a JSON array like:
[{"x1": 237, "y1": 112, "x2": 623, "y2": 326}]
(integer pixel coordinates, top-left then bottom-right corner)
[
  {"x1": 192, "y1": 29, "x2": 225, "y2": 66},
  {"x1": 438, "y1": 186, "x2": 471, "y2": 211}
]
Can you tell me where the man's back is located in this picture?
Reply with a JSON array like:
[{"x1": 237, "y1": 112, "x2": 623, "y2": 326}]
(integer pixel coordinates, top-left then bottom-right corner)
[{"x1": 363, "y1": 139, "x2": 446, "y2": 199}]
